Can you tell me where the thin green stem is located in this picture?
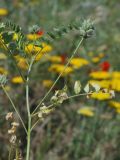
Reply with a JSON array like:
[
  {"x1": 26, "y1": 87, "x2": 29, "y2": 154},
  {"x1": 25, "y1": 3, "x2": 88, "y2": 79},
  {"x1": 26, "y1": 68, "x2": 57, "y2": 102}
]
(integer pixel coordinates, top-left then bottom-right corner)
[
  {"x1": 25, "y1": 56, "x2": 35, "y2": 160},
  {"x1": 25, "y1": 81, "x2": 31, "y2": 160},
  {"x1": 30, "y1": 118, "x2": 41, "y2": 131},
  {"x1": 8, "y1": 145, "x2": 12, "y2": 160},
  {"x1": 32, "y1": 37, "x2": 84, "y2": 115},
  {"x1": 1, "y1": 85, "x2": 27, "y2": 133},
  {"x1": 66, "y1": 92, "x2": 92, "y2": 100}
]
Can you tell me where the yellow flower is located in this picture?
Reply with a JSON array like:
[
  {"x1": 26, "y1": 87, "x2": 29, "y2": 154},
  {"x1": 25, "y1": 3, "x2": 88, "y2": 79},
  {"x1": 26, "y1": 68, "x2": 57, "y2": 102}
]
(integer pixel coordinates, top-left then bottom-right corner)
[
  {"x1": 109, "y1": 101, "x2": 120, "y2": 109},
  {"x1": 77, "y1": 107, "x2": 94, "y2": 117},
  {"x1": 90, "y1": 71, "x2": 111, "y2": 79},
  {"x1": 89, "y1": 78, "x2": 120, "y2": 92},
  {"x1": 116, "y1": 109, "x2": 120, "y2": 114},
  {"x1": 42, "y1": 80, "x2": 53, "y2": 88},
  {"x1": 0, "y1": 67, "x2": 8, "y2": 75},
  {"x1": 25, "y1": 43, "x2": 52, "y2": 55},
  {"x1": 26, "y1": 34, "x2": 42, "y2": 40},
  {"x1": 11, "y1": 76, "x2": 24, "y2": 84},
  {"x1": 112, "y1": 72, "x2": 120, "y2": 79},
  {"x1": 0, "y1": 53, "x2": 7, "y2": 60},
  {"x1": 91, "y1": 91, "x2": 111, "y2": 100},
  {"x1": 0, "y1": 8, "x2": 8, "y2": 16},
  {"x1": 15, "y1": 56, "x2": 28, "y2": 70},
  {"x1": 99, "y1": 53, "x2": 105, "y2": 58},
  {"x1": 70, "y1": 58, "x2": 89, "y2": 69},
  {"x1": 48, "y1": 64, "x2": 73, "y2": 75},
  {"x1": 13, "y1": 33, "x2": 19, "y2": 40},
  {"x1": 91, "y1": 57, "x2": 100, "y2": 63},
  {"x1": 47, "y1": 55, "x2": 62, "y2": 63},
  {"x1": 109, "y1": 101, "x2": 120, "y2": 114},
  {"x1": 110, "y1": 79, "x2": 120, "y2": 91},
  {"x1": 89, "y1": 80, "x2": 111, "y2": 89}
]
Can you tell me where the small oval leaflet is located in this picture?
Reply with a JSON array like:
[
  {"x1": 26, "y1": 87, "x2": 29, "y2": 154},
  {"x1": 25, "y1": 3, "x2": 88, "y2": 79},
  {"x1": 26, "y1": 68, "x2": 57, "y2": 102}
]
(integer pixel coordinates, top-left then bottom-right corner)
[{"x1": 74, "y1": 81, "x2": 81, "y2": 94}]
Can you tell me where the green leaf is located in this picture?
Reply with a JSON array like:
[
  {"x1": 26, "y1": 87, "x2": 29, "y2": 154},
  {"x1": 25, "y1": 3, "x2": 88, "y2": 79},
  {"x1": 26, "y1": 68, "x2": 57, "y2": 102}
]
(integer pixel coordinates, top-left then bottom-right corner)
[
  {"x1": 0, "y1": 74, "x2": 7, "y2": 85},
  {"x1": 2, "y1": 32, "x2": 14, "y2": 44},
  {"x1": 74, "y1": 81, "x2": 81, "y2": 94},
  {"x1": 0, "y1": 23, "x2": 5, "y2": 32},
  {"x1": 84, "y1": 83, "x2": 90, "y2": 93}
]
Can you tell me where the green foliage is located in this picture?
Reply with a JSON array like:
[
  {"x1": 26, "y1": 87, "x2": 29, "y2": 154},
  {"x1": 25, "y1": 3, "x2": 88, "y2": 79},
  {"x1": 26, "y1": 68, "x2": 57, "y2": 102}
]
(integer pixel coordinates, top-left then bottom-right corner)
[{"x1": 0, "y1": 74, "x2": 7, "y2": 85}]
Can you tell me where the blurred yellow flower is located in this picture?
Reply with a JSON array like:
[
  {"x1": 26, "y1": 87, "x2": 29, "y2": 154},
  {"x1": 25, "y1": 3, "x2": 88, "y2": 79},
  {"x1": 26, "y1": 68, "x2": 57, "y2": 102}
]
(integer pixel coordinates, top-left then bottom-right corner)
[
  {"x1": 25, "y1": 43, "x2": 52, "y2": 55},
  {"x1": 26, "y1": 34, "x2": 41, "y2": 40},
  {"x1": 47, "y1": 55, "x2": 62, "y2": 63},
  {"x1": 91, "y1": 57, "x2": 100, "y2": 63},
  {"x1": 11, "y1": 76, "x2": 24, "y2": 84},
  {"x1": 77, "y1": 107, "x2": 94, "y2": 117},
  {"x1": 13, "y1": 33, "x2": 19, "y2": 40},
  {"x1": 70, "y1": 58, "x2": 89, "y2": 69},
  {"x1": 116, "y1": 109, "x2": 120, "y2": 114},
  {"x1": 15, "y1": 55, "x2": 28, "y2": 70},
  {"x1": 48, "y1": 64, "x2": 73, "y2": 75},
  {"x1": 89, "y1": 80, "x2": 111, "y2": 89},
  {"x1": 91, "y1": 91, "x2": 111, "y2": 100},
  {"x1": 110, "y1": 79, "x2": 120, "y2": 91},
  {"x1": 109, "y1": 101, "x2": 120, "y2": 114},
  {"x1": 42, "y1": 80, "x2": 53, "y2": 88},
  {"x1": 112, "y1": 72, "x2": 120, "y2": 79},
  {"x1": 90, "y1": 71, "x2": 111, "y2": 79},
  {"x1": 109, "y1": 101, "x2": 120, "y2": 109},
  {"x1": 0, "y1": 53, "x2": 7, "y2": 60},
  {"x1": 99, "y1": 53, "x2": 105, "y2": 58},
  {"x1": 0, "y1": 67, "x2": 8, "y2": 75},
  {"x1": 0, "y1": 8, "x2": 8, "y2": 16}
]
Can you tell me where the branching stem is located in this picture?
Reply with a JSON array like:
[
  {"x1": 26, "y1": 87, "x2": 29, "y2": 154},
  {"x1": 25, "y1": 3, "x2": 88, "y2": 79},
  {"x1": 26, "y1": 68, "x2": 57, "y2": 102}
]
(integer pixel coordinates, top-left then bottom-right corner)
[{"x1": 32, "y1": 37, "x2": 84, "y2": 115}]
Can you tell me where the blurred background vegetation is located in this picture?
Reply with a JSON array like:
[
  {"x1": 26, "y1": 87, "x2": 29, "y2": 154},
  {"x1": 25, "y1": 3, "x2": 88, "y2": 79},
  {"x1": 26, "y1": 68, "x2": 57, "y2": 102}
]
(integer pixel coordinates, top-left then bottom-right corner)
[{"x1": 0, "y1": 0, "x2": 120, "y2": 160}]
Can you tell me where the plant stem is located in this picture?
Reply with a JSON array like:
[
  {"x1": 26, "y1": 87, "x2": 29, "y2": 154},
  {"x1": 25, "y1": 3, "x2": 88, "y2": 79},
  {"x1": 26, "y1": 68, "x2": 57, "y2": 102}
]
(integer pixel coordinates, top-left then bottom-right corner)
[
  {"x1": 1, "y1": 85, "x2": 27, "y2": 133},
  {"x1": 8, "y1": 145, "x2": 12, "y2": 160},
  {"x1": 32, "y1": 92, "x2": 92, "y2": 119},
  {"x1": 25, "y1": 81, "x2": 31, "y2": 160},
  {"x1": 32, "y1": 37, "x2": 84, "y2": 115},
  {"x1": 30, "y1": 118, "x2": 41, "y2": 131},
  {"x1": 25, "y1": 56, "x2": 35, "y2": 160},
  {"x1": 66, "y1": 92, "x2": 92, "y2": 99}
]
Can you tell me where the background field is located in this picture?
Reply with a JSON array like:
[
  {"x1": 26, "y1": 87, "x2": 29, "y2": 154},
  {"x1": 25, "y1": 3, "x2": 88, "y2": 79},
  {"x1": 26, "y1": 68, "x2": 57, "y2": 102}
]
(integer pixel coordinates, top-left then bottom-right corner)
[{"x1": 0, "y1": 0, "x2": 120, "y2": 160}]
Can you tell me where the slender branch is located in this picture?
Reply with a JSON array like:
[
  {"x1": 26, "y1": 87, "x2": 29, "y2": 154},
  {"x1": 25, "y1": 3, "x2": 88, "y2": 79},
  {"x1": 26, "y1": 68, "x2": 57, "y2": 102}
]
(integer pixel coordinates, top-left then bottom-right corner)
[
  {"x1": 66, "y1": 92, "x2": 92, "y2": 100},
  {"x1": 31, "y1": 91, "x2": 91, "y2": 130},
  {"x1": 32, "y1": 37, "x2": 84, "y2": 115},
  {"x1": 30, "y1": 119, "x2": 41, "y2": 131},
  {"x1": 1, "y1": 85, "x2": 27, "y2": 133},
  {"x1": 32, "y1": 92, "x2": 91, "y2": 118}
]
